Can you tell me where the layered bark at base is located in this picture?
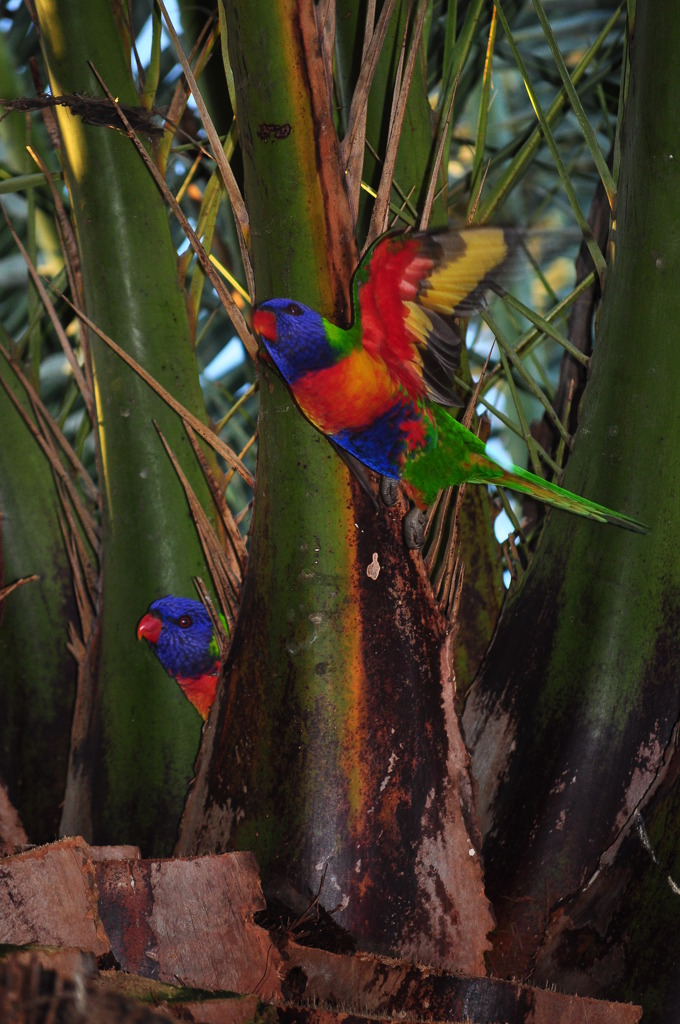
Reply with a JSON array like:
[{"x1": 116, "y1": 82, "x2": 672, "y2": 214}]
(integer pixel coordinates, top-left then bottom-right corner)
[{"x1": 0, "y1": 837, "x2": 641, "y2": 1024}]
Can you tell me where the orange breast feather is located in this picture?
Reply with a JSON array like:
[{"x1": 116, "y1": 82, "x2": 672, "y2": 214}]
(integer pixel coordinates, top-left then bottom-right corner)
[{"x1": 291, "y1": 347, "x2": 398, "y2": 435}]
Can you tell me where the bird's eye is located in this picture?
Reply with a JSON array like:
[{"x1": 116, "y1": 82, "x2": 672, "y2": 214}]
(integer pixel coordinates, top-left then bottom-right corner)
[
  {"x1": 285, "y1": 302, "x2": 303, "y2": 317},
  {"x1": 178, "y1": 614, "x2": 193, "y2": 628}
]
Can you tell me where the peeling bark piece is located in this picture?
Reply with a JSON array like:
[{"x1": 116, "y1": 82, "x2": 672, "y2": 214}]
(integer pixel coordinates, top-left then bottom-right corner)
[
  {"x1": 0, "y1": 838, "x2": 640, "y2": 1023},
  {"x1": 0, "y1": 779, "x2": 29, "y2": 853},
  {"x1": 90, "y1": 845, "x2": 142, "y2": 861},
  {"x1": 0, "y1": 836, "x2": 109, "y2": 954},
  {"x1": 279, "y1": 944, "x2": 641, "y2": 1024},
  {"x1": 531, "y1": 727, "x2": 680, "y2": 1017},
  {"x1": 95, "y1": 850, "x2": 281, "y2": 996}
]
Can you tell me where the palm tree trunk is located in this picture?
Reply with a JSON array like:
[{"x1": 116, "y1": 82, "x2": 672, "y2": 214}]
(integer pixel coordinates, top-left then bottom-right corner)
[{"x1": 463, "y1": 8, "x2": 680, "y2": 1012}]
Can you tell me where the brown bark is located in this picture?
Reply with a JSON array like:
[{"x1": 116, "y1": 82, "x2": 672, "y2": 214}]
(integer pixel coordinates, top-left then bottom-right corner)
[{"x1": 0, "y1": 837, "x2": 641, "y2": 1023}]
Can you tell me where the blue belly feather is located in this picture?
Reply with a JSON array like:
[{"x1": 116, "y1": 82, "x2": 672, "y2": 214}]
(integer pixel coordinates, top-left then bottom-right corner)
[{"x1": 330, "y1": 400, "x2": 424, "y2": 479}]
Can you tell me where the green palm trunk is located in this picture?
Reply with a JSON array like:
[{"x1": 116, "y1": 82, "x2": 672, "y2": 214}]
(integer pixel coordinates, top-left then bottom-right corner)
[
  {"x1": 35, "y1": 0, "x2": 217, "y2": 854},
  {"x1": 0, "y1": 346, "x2": 81, "y2": 841},
  {"x1": 177, "y1": 0, "x2": 495, "y2": 970},
  {"x1": 464, "y1": 5, "x2": 680, "y2": 1013}
]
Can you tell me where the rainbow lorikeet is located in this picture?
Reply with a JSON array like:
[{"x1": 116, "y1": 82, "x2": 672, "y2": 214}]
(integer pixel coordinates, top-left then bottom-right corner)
[
  {"x1": 252, "y1": 226, "x2": 646, "y2": 536},
  {"x1": 137, "y1": 596, "x2": 221, "y2": 720}
]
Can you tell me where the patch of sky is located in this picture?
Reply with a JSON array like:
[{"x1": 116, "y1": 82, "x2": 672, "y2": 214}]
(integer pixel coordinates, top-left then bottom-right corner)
[
  {"x1": 134, "y1": 0, "x2": 193, "y2": 91},
  {"x1": 201, "y1": 336, "x2": 245, "y2": 383},
  {"x1": 468, "y1": 318, "x2": 521, "y2": 553},
  {"x1": 0, "y1": 0, "x2": 21, "y2": 33}
]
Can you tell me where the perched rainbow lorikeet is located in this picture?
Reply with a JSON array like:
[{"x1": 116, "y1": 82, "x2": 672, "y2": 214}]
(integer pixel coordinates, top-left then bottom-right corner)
[
  {"x1": 252, "y1": 226, "x2": 646, "y2": 537},
  {"x1": 137, "y1": 596, "x2": 221, "y2": 720}
]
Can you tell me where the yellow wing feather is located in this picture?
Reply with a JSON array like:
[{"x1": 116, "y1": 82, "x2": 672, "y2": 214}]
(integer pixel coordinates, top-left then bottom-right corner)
[{"x1": 419, "y1": 228, "x2": 512, "y2": 314}]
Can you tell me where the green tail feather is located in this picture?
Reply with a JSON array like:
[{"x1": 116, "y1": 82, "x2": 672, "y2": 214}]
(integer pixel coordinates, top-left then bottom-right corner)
[
  {"x1": 490, "y1": 461, "x2": 648, "y2": 533},
  {"x1": 404, "y1": 405, "x2": 648, "y2": 534}
]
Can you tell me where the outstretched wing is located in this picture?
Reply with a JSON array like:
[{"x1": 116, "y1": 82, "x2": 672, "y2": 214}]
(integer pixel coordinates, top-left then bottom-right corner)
[{"x1": 353, "y1": 226, "x2": 520, "y2": 406}]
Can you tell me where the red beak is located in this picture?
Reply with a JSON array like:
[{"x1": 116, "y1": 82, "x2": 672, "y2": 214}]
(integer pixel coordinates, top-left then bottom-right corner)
[
  {"x1": 252, "y1": 309, "x2": 277, "y2": 341},
  {"x1": 137, "y1": 613, "x2": 162, "y2": 644}
]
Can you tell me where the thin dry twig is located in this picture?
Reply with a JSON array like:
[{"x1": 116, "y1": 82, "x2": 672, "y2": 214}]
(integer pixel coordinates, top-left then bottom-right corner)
[
  {"x1": 25, "y1": 144, "x2": 89, "y2": 382},
  {"x1": 87, "y1": 62, "x2": 257, "y2": 361},
  {"x1": 0, "y1": 575, "x2": 39, "y2": 604},
  {"x1": 24, "y1": 49, "x2": 62, "y2": 155},
  {"x1": 155, "y1": 423, "x2": 241, "y2": 633},
  {"x1": 340, "y1": 0, "x2": 396, "y2": 223},
  {"x1": 57, "y1": 499, "x2": 98, "y2": 628},
  {"x1": 161, "y1": 9, "x2": 218, "y2": 156},
  {"x1": 2, "y1": 205, "x2": 94, "y2": 417},
  {"x1": 156, "y1": 0, "x2": 254, "y2": 301},
  {"x1": 315, "y1": 0, "x2": 336, "y2": 115},
  {"x1": 0, "y1": 93, "x2": 164, "y2": 138},
  {"x1": 367, "y1": 0, "x2": 428, "y2": 244},
  {"x1": 53, "y1": 289, "x2": 255, "y2": 488},
  {"x1": 467, "y1": 160, "x2": 491, "y2": 224},
  {"x1": 185, "y1": 423, "x2": 248, "y2": 577},
  {"x1": 425, "y1": 345, "x2": 497, "y2": 618},
  {"x1": 419, "y1": 75, "x2": 458, "y2": 229},
  {"x1": 192, "y1": 575, "x2": 230, "y2": 664},
  {"x1": 0, "y1": 342, "x2": 97, "y2": 504},
  {"x1": 0, "y1": 350, "x2": 100, "y2": 554}
]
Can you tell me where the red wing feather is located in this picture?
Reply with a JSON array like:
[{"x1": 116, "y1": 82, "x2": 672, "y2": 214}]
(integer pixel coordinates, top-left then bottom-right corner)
[
  {"x1": 356, "y1": 235, "x2": 434, "y2": 398},
  {"x1": 354, "y1": 227, "x2": 517, "y2": 406}
]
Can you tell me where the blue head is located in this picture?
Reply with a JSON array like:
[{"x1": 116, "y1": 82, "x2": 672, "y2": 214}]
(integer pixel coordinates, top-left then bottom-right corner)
[
  {"x1": 137, "y1": 595, "x2": 218, "y2": 679},
  {"x1": 252, "y1": 299, "x2": 338, "y2": 383}
]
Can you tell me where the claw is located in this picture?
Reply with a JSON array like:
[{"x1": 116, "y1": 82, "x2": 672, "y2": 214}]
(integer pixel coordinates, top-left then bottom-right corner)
[
  {"x1": 380, "y1": 476, "x2": 399, "y2": 507},
  {"x1": 403, "y1": 507, "x2": 428, "y2": 549}
]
